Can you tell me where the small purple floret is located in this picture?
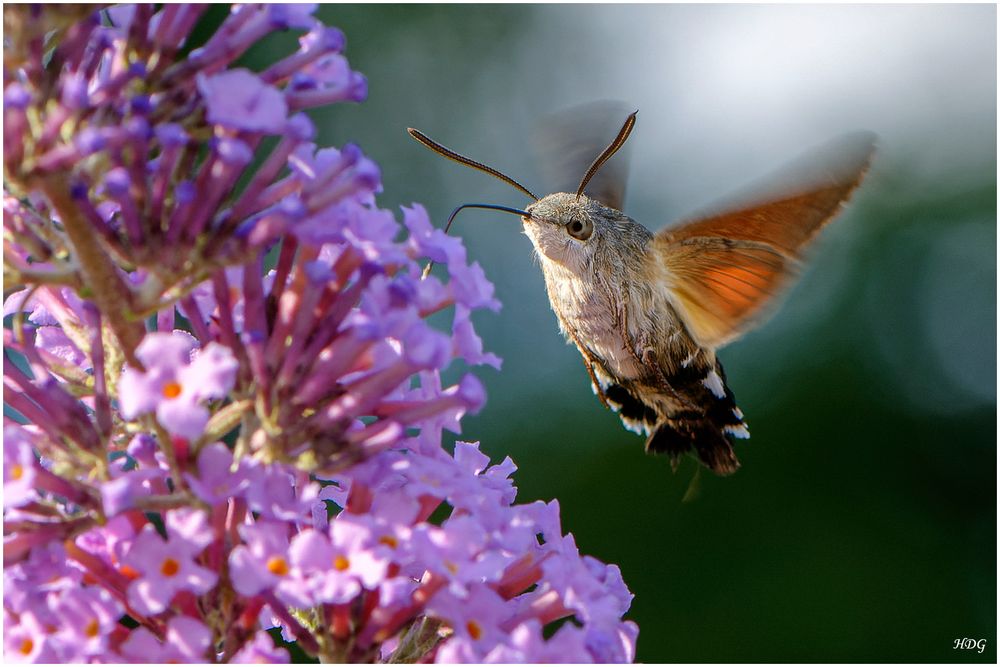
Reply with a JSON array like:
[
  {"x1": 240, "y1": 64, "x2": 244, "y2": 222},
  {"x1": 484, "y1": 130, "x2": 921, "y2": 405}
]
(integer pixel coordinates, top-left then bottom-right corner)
[
  {"x1": 216, "y1": 137, "x2": 254, "y2": 166},
  {"x1": 118, "y1": 333, "x2": 237, "y2": 440},
  {"x1": 74, "y1": 128, "x2": 106, "y2": 154},
  {"x1": 197, "y1": 69, "x2": 289, "y2": 134},
  {"x1": 4, "y1": 83, "x2": 31, "y2": 109},
  {"x1": 119, "y1": 616, "x2": 212, "y2": 663},
  {"x1": 4, "y1": 426, "x2": 39, "y2": 508},
  {"x1": 268, "y1": 4, "x2": 318, "y2": 30},
  {"x1": 155, "y1": 123, "x2": 189, "y2": 147},
  {"x1": 60, "y1": 72, "x2": 90, "y2": 110},
  {"x1": 104, "y1": 168, "x2": 131, "y2": 197},
  {"x1": 121, "y1": 509, "x2": 217, "y2": 615}
]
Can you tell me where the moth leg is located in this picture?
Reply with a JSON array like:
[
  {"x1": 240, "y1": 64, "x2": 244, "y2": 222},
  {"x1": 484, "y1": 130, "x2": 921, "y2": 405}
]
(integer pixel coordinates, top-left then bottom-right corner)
[
  {"x1": 617, "y1": 305, "x2": 687, "y2": 406},
  {"x1": 567, "y1": 329, "x2": 611, "y2": 409},
  {"x1": 618, "y1": 304, "x2": 646, "y2": 368},
  {"x1": 640, "y1": 347, "x2": 698, "y2": 411},
  {"x1": 583, "y1": 357, "x2": 612, "y2": 409},
  {"x1": 618, "y1": 305, "x2": 692, "y2": 408}
]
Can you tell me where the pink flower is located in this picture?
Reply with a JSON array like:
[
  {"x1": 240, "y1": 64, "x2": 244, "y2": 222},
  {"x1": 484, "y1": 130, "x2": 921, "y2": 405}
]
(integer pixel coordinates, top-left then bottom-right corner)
[
  {"x1": 183, "y1": 442, "x2": 250, "y2": 505},
  {"x1": 50, "y1": 587, "x2": 123, "y2": 661},
  {"x1": 428, "y1": 584, "x2": 512, "y2": 659},
  {"x1": 229, "y1": 521, "x2": 312, "y2": 608},
  {"x1": 4, "y1": 610, "x2": 58, "y2": 663},
  {"x1": 290, "y1": 518, "x2": 389, "y2": 604},
  {"x1": 3, "y1": 425, "x2": 38, "y2": 508},
  {"x1": 122, "y1": 509, "x2": 217, "y2": 615},
  {"x1": 119, "y1": 616, "x2": 212, "y2": 663},
  {"x1": 197, "y1": 69, "x2": 289, "y2": 133},
  {"x1": 118, "y1": 333, "x2": 237, "y2": 440},
  {"x1": 231, "y1": 631, "x2": 290, "y2": 663}
]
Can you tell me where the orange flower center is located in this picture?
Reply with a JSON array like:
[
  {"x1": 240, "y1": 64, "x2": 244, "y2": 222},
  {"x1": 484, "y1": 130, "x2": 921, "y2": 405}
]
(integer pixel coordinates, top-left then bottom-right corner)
[
  {"x1": 160, "y1": 557, "x2": 180, "y2": 577},
  {"x1": 444, "y1": 561, "x2": 458, "y2": 575},
  {"x1": 19, "y1": 639, "x2": 34, "y2": 655},
  {"x1": 120, "y1": 564, "x2": 141, "y2": 580},
  {"x1": 378, "y1": 535, "x2": 398, "y2": 549},
  {"x1": 333, "y1": 555, "x2": 350, "y2": 571},
  {"x1": 84, "y1": 619, "x2": 100, "y2": 638},
  {"x1": 266, "y1": 556, "x2": 289, "y2": 576},
  {"x1": 162, "y1": 381, "x2": 183, "y2": 399},
  {"x1": 466, "y1": 621, "x2": 483, "y2": 641},
  {"x1": 10, "y1": 464, "x2": 24, "y2": 481}
]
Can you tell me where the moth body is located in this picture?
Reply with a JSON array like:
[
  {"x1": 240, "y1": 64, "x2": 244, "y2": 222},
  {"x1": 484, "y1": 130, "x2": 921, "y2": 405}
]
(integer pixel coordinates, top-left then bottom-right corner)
[
  {"x1": 524, "y1": 193, "x2": 653, "y2": 380},
  {"x1": 522, "y1": 193, "x2": 749, "y2": 473},
  {"x1": 407, "y1": 109, "x2": 874, "y2": 476},
  {"x1": 524, "y1": 192, "x2": 747, "y2": 473}
]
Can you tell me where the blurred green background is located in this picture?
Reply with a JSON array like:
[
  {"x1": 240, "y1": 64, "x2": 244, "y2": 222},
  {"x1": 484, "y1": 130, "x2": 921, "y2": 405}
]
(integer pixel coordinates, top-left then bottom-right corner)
[{"x1": 252, "y1": 5, "x2": 996, "y2": 662}]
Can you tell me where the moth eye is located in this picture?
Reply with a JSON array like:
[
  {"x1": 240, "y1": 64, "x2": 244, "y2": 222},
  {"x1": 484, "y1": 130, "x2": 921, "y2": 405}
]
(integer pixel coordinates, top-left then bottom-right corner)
[{"x1": 567, "y1": 217, "x2": 594, "y2": 241}]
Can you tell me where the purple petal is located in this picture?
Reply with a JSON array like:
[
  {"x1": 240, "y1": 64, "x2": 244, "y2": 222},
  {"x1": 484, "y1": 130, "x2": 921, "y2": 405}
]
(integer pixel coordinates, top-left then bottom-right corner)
[
  {"x1": 178, "y1": 561, "x2": 219, "y2": 594},
  {"x1": 197, "y1": 69, "x2": 288, "y2": 133},
  {"x1": 229, "y1": 546, "x2": 271, "y2": 596},
  {"x1": 403, "y1": 204, "x2": 467, "y2": 267},
  {"x1": 185, "y1": 443, "x2": 246, "y2": 504},
  {"x1": 436, "y1": 637, "x2": 481, "y2": 663},
  {"x1": 450, "y1": 261, "x2": 501, "y2": 312},
  {"x1": 401, "y1": 322, "x2": 451, "y2": 369},
  {"x1": 3, "y1": 427, "x2": 38, "y2": 508},
  {"x1": 318, "y1": 573, "x2": 361, "y2": 604},
  {"x1": 165, "y1": 616, "x2": 212, "y2": 661},
  {"x1": 453, "y1": 373, "x2": 486, "y2": 413},
  {"x1": 453, "y1": 441, "x2": 490, "y2": 476},
  {"x1": 36, "y1": 326, "x2": 89, "y2": 368},
  {"x1": 452, "y1": 306, "x2": 502, "y2": 370},
  {"x1": 100, "y1": 470, "x2": 160, "y2": 517},
  {"x1": 165, "y1": 508, "x2": 215, "y2": 553},
  {"x1": 268, "y1": 4, "x2": 317, "y2": 29},
  {"x1": 128, "y1": 576, "x2": 176, "y2": 615},
  {"x1": 121, "y1": 527, "x2": 168, "y2": 574},
  {"x1": 178, "y1": 342, "x2": 238, "y2": 400},
  {"x1": 119, "y1": 627, "x2": 165, "y2": 662},
  {"x1": 274, "y1": 578, "x2": 316, "y2": 609},
  {"x1": 199, "y1": 441, "x2": 234, "y2": 477},
  {"x1": 118, "y1": 365, "x2": 170, "y2": 420},
  {"x1": 350, "y1": 549, "x2": 389, "y2": 588},
  {"x1": 232, "y1": 631, "x2": 290, "y2": 663},
  {"x1": 288, "y1": 529, "x2": 333, "y2": 571},
  {"x1": 155, "y1": 398, "x2": 210, "y2": 440},
  {"x1": 135, "y1": 331, "x2": 196, "y2": 370}
]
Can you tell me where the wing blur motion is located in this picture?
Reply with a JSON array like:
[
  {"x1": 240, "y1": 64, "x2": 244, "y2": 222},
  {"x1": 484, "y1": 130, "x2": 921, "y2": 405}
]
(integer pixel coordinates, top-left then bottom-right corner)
[
  {"x1": 660, "y1": 238, "x2": 792, "y2": 348},
  {"x1": 533, "y1": 100, "x2": 634, "y2": 211},
  {"x1": 655, "y1": 132, "x2": 876, "y2": 348}
]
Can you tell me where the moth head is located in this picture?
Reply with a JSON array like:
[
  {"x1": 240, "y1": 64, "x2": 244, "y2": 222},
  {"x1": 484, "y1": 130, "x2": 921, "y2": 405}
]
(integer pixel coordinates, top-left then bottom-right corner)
[
  {"x1": 522, "y1": 192, "x2": 622, "y2": 266},
  {"x1": 407, "y1": 109, "x2": 638, "y2": 271}
]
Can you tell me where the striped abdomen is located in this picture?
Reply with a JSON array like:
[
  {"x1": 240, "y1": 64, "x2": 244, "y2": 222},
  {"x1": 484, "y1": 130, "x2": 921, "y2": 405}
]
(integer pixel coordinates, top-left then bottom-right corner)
[{"x1": 592, "y1": 351, "x2": 749, "y2": 475}]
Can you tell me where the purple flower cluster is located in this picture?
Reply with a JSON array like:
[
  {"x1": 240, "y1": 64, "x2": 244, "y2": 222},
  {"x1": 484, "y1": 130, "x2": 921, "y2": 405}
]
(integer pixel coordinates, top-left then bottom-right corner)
[{"x1": 3, "y1": 4, "x2": 637, "y2": 663}]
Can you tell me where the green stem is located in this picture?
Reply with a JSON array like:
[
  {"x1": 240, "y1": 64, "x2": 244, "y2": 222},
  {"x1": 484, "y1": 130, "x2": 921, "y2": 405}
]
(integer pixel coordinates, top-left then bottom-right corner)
[
  {"x1": 39, "y1": 174, "x2": 146, "y2": 368},
  {"x1": 388, "y1": 617, "x2": 443, "y2": 664}
]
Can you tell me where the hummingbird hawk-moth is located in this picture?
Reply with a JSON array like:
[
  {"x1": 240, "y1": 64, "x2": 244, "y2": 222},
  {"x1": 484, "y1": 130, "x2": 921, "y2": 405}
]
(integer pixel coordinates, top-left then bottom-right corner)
[{"x1": 408, "y1": 104, "x2": 875, "y2": 475}]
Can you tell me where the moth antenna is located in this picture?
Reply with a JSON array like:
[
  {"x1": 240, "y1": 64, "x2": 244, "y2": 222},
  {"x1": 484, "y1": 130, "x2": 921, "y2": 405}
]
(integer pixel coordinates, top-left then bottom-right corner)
[
  {"x1": 408, "y1": 128, "x2": 539, "y2": 201},
  {"x1": 420, "y1": 203, "x2": 531, "y2": 280},
  {"x1": 576, "y1": 110, "x2": 638, "y2": 199}
]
